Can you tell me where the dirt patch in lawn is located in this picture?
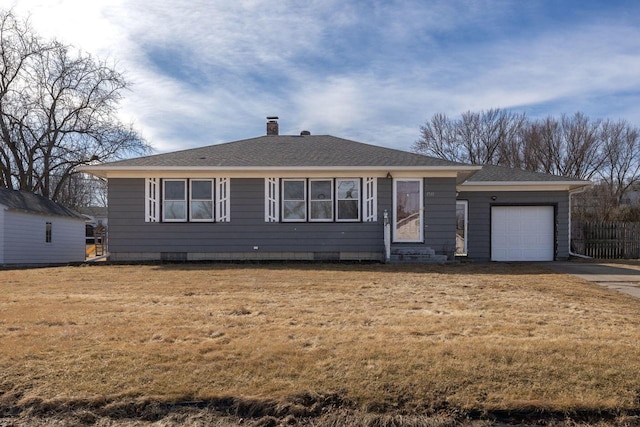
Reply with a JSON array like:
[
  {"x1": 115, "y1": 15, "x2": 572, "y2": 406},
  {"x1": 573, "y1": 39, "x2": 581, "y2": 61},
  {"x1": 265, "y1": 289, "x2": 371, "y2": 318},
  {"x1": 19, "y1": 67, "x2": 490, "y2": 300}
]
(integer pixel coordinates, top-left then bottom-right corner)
[{"x1": 1, "y1": 262, "x2": 640, "y2": 425}]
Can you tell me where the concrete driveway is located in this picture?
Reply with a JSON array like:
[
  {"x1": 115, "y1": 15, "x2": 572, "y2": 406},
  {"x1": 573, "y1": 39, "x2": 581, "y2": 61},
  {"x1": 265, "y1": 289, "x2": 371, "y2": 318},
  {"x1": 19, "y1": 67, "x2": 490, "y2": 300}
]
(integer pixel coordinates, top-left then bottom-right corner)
[{"x1": 543, "y1": 262, "x2": 640, "y2": 298}]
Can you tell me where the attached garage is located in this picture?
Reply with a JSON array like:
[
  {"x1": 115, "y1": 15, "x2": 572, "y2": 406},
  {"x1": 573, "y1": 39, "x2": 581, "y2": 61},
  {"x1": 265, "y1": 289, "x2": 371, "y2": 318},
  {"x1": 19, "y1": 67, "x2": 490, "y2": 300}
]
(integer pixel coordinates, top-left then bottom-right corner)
[
  {"x1": 491, "y1": 206, "x2": 555, "y2": 261},
  {"x1": 457, "y1": 165, "x2": 589, "y2": 262}
]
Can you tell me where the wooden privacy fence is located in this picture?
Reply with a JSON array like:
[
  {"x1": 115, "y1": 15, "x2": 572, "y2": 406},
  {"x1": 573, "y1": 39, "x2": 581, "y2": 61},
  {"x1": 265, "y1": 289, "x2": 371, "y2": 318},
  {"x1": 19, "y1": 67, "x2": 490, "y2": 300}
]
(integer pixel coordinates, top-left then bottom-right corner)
[{"x1": 572, "y1": 222, "x2": 640, "y2": 259}]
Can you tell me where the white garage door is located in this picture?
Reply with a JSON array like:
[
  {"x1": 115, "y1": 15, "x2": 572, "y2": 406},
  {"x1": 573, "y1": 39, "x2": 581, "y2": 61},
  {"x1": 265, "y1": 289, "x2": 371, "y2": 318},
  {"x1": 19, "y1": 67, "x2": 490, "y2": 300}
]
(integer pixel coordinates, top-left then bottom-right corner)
[{"x1": 491, "y1": 206, "x2": 554, "y2": 261}]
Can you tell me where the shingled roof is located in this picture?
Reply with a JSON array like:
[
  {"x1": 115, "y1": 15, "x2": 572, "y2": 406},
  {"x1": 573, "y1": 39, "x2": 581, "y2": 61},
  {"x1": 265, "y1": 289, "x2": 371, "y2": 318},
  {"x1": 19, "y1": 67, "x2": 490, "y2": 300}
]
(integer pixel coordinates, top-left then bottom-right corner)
[
  {"x1": 94, "y1": 135, "x2": 472, "y2": 169},
  {"x1": 80, "y1": 133, "x2": 590, "y2": 189},
  {"x1": 0, "y1": 188, "x2": 83, "y2": 219},
  {"x1": 460, "y1": 164, "x2": 588, "y2": 184}
]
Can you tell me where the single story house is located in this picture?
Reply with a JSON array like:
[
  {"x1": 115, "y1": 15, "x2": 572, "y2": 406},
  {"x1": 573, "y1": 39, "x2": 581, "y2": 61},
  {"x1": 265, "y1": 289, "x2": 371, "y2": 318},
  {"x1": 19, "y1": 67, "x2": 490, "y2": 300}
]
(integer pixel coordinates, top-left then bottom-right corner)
[
  {"x1": 80, "y1": 118, "x2": 589, "y2": 263},
  {"x1": 0, "y1": 188, "x2": 86, "y2": 265}
]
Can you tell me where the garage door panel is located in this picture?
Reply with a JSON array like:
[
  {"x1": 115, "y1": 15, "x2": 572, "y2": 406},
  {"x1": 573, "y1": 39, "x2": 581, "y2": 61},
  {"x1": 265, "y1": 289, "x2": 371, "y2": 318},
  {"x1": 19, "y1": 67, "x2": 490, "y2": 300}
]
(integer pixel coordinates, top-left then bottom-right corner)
[{"x1": 491, "y1": 206, "x2": 554, "y2": 261}]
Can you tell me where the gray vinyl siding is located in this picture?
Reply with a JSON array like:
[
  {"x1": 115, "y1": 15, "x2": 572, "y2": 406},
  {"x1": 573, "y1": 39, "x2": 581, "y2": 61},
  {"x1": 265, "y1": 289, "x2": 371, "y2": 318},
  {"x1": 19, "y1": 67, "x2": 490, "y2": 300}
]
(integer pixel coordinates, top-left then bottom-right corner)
[
  {"x1": 456, "y1": 190, "x2": 570, "y2": 261},
  {"x1": 424, "y1": 178, "x2": 457, "y2": 255},
  {"x1": 377, "y1": 177, "x2": 392, "y2": 223},
  {"x1": 110, "y1": 178, "x2": 569, "y2": 262},
  {"x1": 0, "y1": 208, "x2": 85, "y2": 265},
  {"x1": 108, "y1": 178, "x2": 394, "y2": 260}
]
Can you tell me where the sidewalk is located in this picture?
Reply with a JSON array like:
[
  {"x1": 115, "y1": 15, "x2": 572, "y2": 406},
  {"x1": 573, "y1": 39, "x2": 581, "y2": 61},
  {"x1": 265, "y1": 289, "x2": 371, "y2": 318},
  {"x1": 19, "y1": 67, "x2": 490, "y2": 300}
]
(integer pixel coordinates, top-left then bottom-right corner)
[{"x1": 543, "y1": 262, "x2": 640, "y2": 299}]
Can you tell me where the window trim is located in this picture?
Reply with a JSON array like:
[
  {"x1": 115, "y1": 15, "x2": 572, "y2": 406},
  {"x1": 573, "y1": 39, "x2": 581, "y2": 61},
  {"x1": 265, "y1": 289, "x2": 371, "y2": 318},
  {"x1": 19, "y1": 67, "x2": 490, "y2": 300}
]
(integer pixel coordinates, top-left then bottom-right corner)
[
  {"x1": 456, "y1": 200, "x2": 468, "y2": 256},
  {"x1": 189, "y1": 179, "x2": 215, "y2": 222},
  {"x1": 309, "y1": 179, "x2": 334, "y2": 222},
  {"x1": 216, "y1": 177, "x2": 230, "y2": 222},
  {"x1": 279, "y1": 178, "x2": 366, "y2": 223},
  {"x1": 162, "y1": 179, "x2": 188, "y2": 222},
  {"x1": 145, "y1": 178, "x2": 160, "y2": 222},
  {"x1": 336, "y1": 178, "x2": 361, "y2": 222},
  {"x1": 282, "y1": 178, "x2": 307, "y2": 222},
  {"x1": 265, "y1": 177, "x2": 279, "y2": 222},
  {"x1": 146, "y1": 177, "x2": 230, "y2": 223},
  {"x1": 392, "y1": 178, "x2": 424, "y2": 243},
  {"x1": 363, "y1": 177, "x2": 377, "y2": 222}
]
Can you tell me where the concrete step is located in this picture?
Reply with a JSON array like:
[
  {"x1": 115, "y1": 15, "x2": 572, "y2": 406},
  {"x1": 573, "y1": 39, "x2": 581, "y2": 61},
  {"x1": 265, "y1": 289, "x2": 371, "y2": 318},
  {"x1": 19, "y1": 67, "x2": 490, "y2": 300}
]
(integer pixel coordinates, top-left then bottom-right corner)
[
  {"x1": 392, "y1": 247, "x2": 436, "y2": 256},
  {"x1": 389, "y1": 246, "x2": 447, "y2": 264}
]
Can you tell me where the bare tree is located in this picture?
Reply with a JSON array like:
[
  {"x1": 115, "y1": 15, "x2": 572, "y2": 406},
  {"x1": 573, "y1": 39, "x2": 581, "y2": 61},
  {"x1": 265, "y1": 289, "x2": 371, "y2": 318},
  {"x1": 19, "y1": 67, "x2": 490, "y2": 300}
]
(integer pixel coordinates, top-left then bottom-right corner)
[
  {"x1": 494, "y1": 110, "x2": 528, "y2": 168},
  {"x1": 558, "y1": 113, "x2": 603, "y2": 179},
  {"x1": 458, "y1": 109, "x2": 526, "y2": 165},
  {"x1": 516, "y1": 113, "x2": 603, "y2": 180},
  {"x1": 413, "y1": 113, "x2": 460, "y2": 161},
  {"x1": 571, "y1": 181, "x2": 617, "y2": 222},
  {"x1": 415, "y1": 109, "x2": 604, "y2": 180},
  {"x1": 415, "y1": 108, "x2": 640, "y2": 221},
  {"x1": 0, "y1": 9, "x2": 149, "y2": 208},
  {"x1": 413, "y1": 108, "x2": 526, "y2": 165},
  {"x1": 53, "y1": 173, "x2": 107, "y2": 209},
  {"x1": 520, "y1": 116, "x2": 562, "y2": 175},
  {"x1": 598, "y1": 119, "x2": 640, "y2": 205}
]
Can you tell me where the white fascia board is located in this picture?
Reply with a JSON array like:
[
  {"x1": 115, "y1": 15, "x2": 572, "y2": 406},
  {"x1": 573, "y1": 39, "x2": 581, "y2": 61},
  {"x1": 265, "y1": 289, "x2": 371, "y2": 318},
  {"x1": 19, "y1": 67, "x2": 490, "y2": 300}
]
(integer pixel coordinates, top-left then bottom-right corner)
[
  {"x1": 79, "y1": 165, "x2": 480, "y2": 179},
  {"x1": 457, "y1": 181, "x2": 591, "y2": 192}
]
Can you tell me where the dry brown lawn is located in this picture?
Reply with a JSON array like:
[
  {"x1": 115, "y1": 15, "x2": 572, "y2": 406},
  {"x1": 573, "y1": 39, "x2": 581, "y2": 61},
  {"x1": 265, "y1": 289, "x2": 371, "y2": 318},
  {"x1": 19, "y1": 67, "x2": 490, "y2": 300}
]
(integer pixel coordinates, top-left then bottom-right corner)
[{"x1": 1, "y1": 262, "x2": 640, "y2": 425}]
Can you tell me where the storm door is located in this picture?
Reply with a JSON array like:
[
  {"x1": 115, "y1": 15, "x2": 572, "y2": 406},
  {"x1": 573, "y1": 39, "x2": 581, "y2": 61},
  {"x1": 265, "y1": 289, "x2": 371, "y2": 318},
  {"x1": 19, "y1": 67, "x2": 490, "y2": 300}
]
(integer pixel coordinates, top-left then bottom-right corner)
[{"x1": 393, "y1": 179, "x2": 423, "y2": 242}]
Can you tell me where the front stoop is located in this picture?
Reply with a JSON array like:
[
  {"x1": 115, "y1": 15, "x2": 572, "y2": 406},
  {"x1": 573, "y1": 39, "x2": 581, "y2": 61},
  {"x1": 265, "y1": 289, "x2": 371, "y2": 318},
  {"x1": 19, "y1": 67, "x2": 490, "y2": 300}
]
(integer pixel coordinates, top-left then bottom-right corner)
[{"x1": 389, "y1": 246, "x2": 448, "y2": 264}]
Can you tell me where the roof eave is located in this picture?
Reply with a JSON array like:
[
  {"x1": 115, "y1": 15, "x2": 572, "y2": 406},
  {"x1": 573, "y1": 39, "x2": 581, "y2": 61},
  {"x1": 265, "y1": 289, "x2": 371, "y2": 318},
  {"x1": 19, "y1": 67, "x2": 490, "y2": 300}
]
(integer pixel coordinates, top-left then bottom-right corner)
[
  {"x1": 457, "y1": 181, "x2": 591, "y2": 192},
  {"x1": 4, "y1": 206, "x2": 85, "y2": 219},
  {"x1": 79, "y1": 164, "x2": 481, "y2": 178}
]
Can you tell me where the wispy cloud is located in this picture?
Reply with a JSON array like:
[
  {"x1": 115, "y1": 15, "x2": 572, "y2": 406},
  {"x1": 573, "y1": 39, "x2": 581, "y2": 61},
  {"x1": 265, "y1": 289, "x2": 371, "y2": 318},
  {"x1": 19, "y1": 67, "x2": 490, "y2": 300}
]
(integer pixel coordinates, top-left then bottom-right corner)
[{"x1": 11, "y1": 0, "x2": 640, "y2": 153}]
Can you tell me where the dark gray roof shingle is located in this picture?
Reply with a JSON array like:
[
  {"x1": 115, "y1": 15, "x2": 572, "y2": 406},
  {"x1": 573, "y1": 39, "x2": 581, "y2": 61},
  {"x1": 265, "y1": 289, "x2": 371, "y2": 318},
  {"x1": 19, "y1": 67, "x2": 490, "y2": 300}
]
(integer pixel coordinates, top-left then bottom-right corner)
[
  {"x1": 87, "y1": 134, "x2": 589, "y2": 186},
  {"x1": 0, "y1": 188, "x2": 83, "y2": 218},
  {"x1": 102, "y1": 135, "x2": 470, "y2": 168},
  {"x1": 462, "y1": 164, "x2": 587, "y2": 183}
]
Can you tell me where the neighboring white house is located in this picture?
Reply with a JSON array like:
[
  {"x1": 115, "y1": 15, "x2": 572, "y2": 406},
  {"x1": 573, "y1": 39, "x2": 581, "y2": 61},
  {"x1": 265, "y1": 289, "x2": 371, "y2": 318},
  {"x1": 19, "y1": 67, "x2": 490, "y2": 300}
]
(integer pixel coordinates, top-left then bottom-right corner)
[
  {"x1": 79, "y1": 206, "x2": 108, "y2": 228},
  {"x1": 0, "y1": 188, "x2": 86, "y2": 265}
]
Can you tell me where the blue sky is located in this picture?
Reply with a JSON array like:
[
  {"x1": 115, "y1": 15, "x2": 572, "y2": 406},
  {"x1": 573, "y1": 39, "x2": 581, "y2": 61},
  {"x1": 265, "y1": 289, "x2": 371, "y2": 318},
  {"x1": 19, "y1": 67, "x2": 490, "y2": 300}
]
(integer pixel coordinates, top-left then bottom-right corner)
[{"x1": 12, "y1": 0, "x2": 640, "y2": 153}]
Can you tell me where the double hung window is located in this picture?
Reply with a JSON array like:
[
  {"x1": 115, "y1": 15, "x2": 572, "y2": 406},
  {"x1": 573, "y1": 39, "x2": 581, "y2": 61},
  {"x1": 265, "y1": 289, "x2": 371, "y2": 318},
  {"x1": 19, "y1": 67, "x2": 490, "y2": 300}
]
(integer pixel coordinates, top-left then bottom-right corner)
[
  {"x1": 163, "y1": 179, "x2": 187, "y2": 222},
  {"x1": 336, "y1": 179, "x2": 360, "y2": 221},
  {"x1": 190, "y1": 180, "x2": 214, "y2": 221},
  {"x1": 152, "y1": 178, "x2": 225, "y2": 223},
  {"x1": 282, "y1": 179, "x2": 306, "y2": 221},
  {"x1": 281, "y1": 178, "x2": 362, "y2": 222},
  {"x1": 309, "y1": 179, "x2": 333, "y2": 221}
]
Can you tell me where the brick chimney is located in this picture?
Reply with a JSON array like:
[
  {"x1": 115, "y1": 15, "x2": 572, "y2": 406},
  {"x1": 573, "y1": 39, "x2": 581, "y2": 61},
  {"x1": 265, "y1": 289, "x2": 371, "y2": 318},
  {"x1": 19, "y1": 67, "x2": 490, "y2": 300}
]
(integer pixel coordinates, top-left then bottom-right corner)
[{"x1": 266, "y1": 116, "x2": 279, "y2": 135}]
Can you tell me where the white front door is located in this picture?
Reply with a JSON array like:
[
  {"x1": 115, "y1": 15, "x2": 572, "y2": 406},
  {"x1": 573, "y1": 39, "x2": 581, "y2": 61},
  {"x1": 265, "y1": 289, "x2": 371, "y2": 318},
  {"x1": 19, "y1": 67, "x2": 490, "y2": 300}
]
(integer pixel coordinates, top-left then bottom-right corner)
[{"x1": 393, "y1": 179, "x2": 423, "y2": 242}]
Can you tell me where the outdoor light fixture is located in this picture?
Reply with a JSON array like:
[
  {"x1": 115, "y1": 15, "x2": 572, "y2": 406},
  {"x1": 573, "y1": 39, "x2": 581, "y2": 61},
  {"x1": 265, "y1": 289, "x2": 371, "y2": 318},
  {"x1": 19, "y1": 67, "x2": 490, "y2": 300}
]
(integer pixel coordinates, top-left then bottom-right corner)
[{"x1": 386, "y1": 172, "x2": 393, "y2": 179}]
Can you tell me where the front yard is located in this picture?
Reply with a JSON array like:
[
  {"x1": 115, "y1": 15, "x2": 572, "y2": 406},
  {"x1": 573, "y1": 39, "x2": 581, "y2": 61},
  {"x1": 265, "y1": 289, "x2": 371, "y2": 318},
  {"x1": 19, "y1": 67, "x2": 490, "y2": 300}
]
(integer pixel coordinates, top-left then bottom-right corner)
[{"x1": 1, "y1": 263, "x2": 639, "y2": 425}]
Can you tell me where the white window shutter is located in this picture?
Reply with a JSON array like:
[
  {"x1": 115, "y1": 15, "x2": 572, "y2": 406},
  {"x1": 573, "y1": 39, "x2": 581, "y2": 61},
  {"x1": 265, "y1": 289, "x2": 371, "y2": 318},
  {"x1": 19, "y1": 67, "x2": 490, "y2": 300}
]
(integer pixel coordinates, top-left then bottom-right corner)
[
  {"x1": 145, "y1": 178, "x2": 160, "y2": 222},
  {"x1": 216, "y1": 178, "x2": 230, "y2": 222},
  {"x1": 363, "y1": 177, "x2": 377, "y2": 222},
  {"x1": 265, "y1": 177, "x2": 280, "y2": 222}
]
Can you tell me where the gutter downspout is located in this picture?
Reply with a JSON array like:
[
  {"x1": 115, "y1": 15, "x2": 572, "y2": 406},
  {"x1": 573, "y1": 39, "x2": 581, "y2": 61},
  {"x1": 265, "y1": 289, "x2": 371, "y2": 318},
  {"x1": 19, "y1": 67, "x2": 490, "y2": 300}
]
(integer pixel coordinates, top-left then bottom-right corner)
[{"x1": 568, "y1": 186, "x2": 591, "y2": 259}]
